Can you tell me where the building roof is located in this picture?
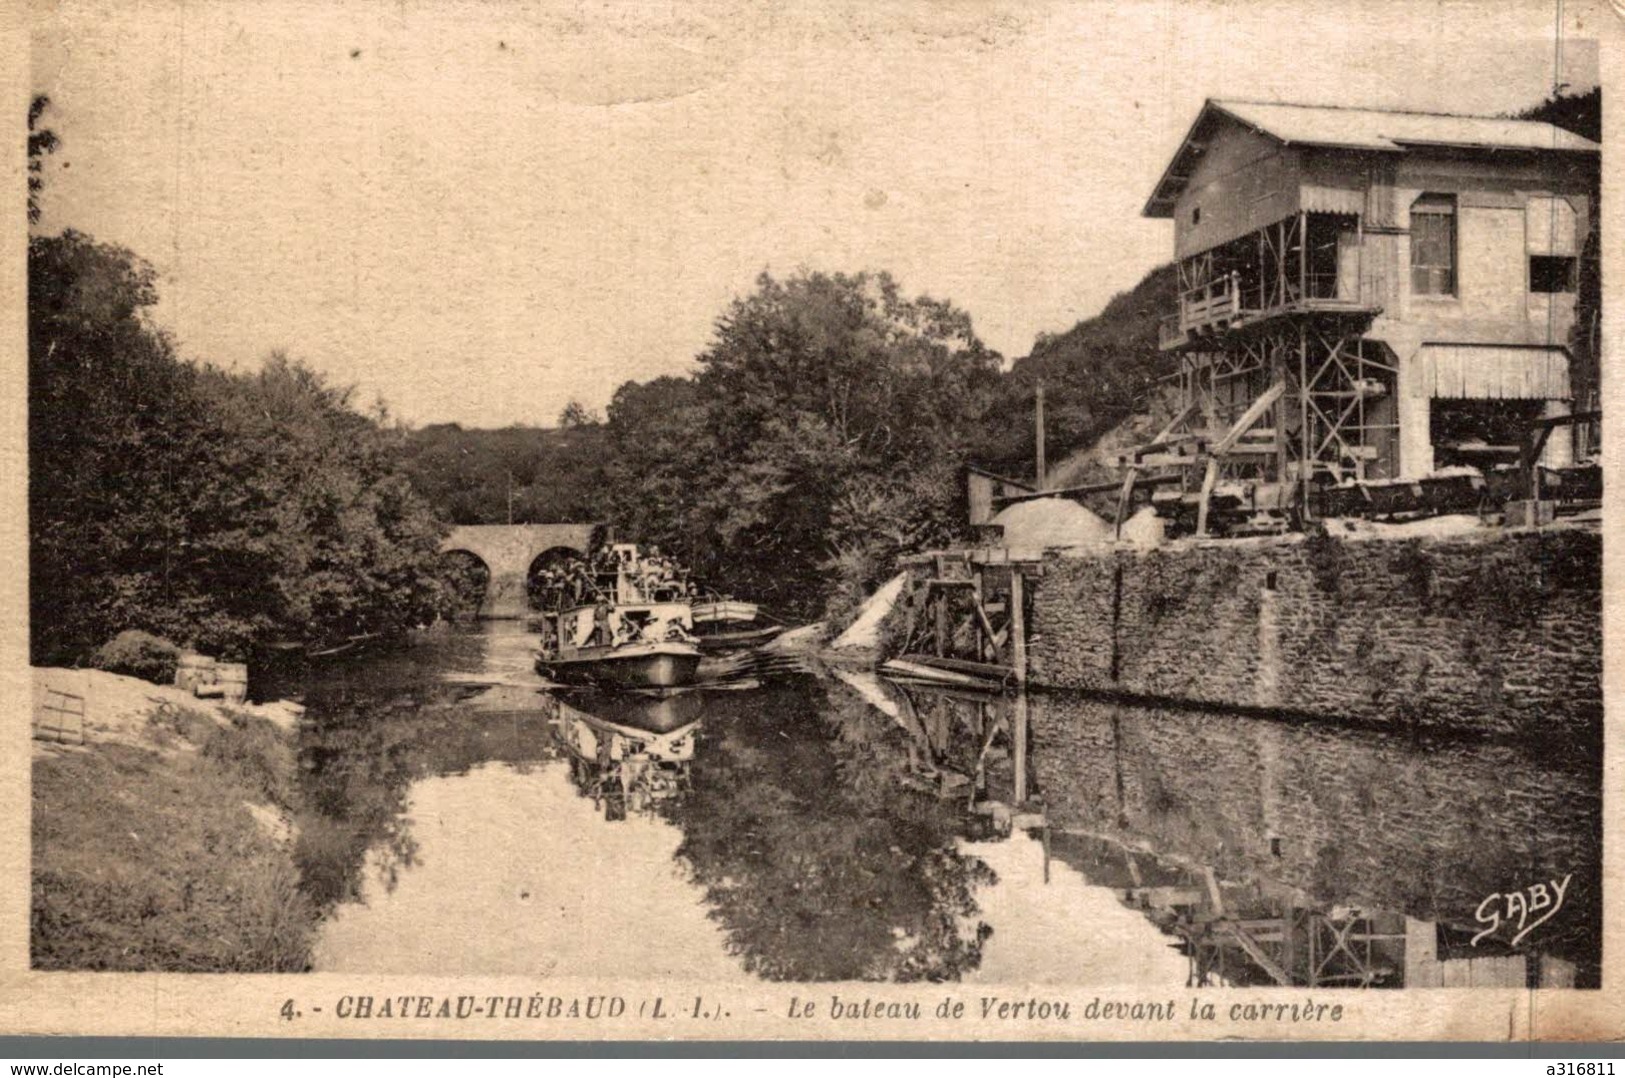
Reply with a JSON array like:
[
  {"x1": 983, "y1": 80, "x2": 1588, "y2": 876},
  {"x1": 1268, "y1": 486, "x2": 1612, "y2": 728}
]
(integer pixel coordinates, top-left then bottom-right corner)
[{"x1": 1145, "y1": 99, "x2": 1600, "y2": 218}]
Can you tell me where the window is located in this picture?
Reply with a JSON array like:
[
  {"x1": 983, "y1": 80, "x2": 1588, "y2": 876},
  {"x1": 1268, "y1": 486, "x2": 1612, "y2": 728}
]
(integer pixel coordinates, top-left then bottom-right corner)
[
  {"x1": 1527, "y1": 196, "x2": 1579, "y2": 294},
  {"x1": 1410, "y1": 193, "x2": 1456, "y2": 295},
  {"x1": 1530, "y1": 255, "x2": 1577, "y2": 294},
  {"x1": 1192, "y1": 206, "x2": 1201, "y2": 225}
]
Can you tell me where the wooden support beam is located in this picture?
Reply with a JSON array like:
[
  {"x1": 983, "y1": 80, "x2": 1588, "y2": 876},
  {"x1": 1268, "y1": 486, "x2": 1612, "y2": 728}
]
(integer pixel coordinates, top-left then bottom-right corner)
[
  {"x1": 1212, "y1": 381, "x2": 1286, "y2": 456},
  {"x1": 1132, "y1": 453, "x2": 1198, "y2": 468},
  {"x1": 1149, "y1": 401, "x2": 1199, "y2": 446},
  {"x1": 1114, "y1": 468, "x2": 1138, "y2": 539},
  {"x1": 1195, "y1": 457, "x2": 1220, "y2": 537},
  {"x1": 994, "y1": 475, "x2": 1182, "y2": 508},
  {"x1": 971, "y1": 605, "x2": 1007, "y2": 656},
  {"x1": 1010, "y1": 568, "x2": 1027, "y2": 684},
  {"x1": 971, "y1": 565, "x2": 983, "y2": 663},
  {"x1": 1012, "y1": 691, "x2": 1029, "y2": 804},
  {"x1": 1222, "y1": 922, "x2": 1295, "y2": 986},
  {"x1": 934, "y1": 589, "x2": 949, "y2": 658},
  {"x1": 884, "y1": 657, "x2": 1007, "y2": 689}
]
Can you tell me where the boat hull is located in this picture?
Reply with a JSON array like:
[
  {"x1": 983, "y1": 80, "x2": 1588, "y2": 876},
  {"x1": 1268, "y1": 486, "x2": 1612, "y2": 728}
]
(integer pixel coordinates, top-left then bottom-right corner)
[
  {"x1": 538, "y1": 643, "x2": 703, "y2": 689},
  {"x1": 691, "y1": 600, "x2": 760, "y2": 625},
  {"x1": 693, "y1": 624, "x2": 786, "y2": 651}
]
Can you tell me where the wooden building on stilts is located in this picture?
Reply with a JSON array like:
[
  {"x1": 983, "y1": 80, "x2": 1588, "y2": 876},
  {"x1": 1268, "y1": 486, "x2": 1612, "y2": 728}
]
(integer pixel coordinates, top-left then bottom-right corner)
[{"x1": 1127, "y1": 99, "x2": 1600, "y2": 537}]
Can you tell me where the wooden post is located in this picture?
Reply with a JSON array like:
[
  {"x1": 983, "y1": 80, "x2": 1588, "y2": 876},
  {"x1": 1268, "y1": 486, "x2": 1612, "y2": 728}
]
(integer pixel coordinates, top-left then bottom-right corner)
[
  {"x1": 1297, "y1": 210, "x2": 1307, "y2": 301},
  {"x1": 1299, "y1": 325, "x2": 1312, "y2": 516},
  {"x1": 1276, "y1": 218, "x2": 1287, "y2": 309},
  {"x1": 1012, "y1": 690, "x2": 1029, "y2": 805},
  {"x1": 1035, "y1": 380, "x2": 1047, "y2": 489},
  {"x1": 1009, "y1": 567, "x2": 1027, "y2": 684},
  {"x1": 1115, "y1": 469, "x2": 1137, "y2": 539},
  {"x1": 1195, "y1": 457, "x2": 1220, "y2": 537},
  {"x1": 1283, "y1": 906, "x2": 1299, "y2": 985},
  {"x1": 971, "y1": 564, "x2": 984, "y2": 662}
]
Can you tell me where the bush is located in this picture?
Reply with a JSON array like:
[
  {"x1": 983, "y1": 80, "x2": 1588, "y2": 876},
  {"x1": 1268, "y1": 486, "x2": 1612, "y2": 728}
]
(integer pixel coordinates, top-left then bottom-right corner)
[
  {"x1": 32, "y1": 743, "x2": 315, "y2": 973},
  {"x1": 89, "y1": 630, "x2": 181, "y2": 684},
  {"x1": 146, "y1": 701, "x2": 223, "y2": 747},
  {"x1": 819, "y1": 545, "x2": 885, "y2": 642},
  {"x1": 201, "y1": 710, "x2": 296, "y2": 811}
]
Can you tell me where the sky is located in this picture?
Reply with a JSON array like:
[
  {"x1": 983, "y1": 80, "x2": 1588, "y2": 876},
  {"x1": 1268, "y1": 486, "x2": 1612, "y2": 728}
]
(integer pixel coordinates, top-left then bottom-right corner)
[{"x1": 29, "y1": 0, "x2": 1602, "y2": 429}]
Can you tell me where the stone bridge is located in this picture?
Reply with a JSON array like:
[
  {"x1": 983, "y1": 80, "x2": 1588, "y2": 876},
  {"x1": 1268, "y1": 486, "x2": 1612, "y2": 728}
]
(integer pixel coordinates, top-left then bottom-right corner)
[{"x1": 441, "y1": 523, "x2": 604, "y2": 618}]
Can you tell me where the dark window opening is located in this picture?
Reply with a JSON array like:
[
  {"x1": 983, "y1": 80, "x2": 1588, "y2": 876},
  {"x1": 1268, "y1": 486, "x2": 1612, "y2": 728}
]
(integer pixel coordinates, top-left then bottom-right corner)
[
  {"x1": 1530, "y1": 255, "x2": 1577, "y2": 294},
  {"x1": 1192, "y1": 206, "x2": 1201, "y2": 225},
  {"x1": 1430, "y1": 399, "x2": 1543, "y2": 470},
  {"x1": 1264, "y1": 571, "x2": 1278, "y2": 591},
  {"x1": 1411, "y1": 193, "x2": 1456, "y2": 296}
]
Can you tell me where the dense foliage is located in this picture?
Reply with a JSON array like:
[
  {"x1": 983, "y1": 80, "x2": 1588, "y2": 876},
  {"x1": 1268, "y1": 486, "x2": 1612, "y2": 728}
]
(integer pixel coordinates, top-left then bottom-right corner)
[
  {"x1": 597, "y1": 270, "x2": 1004, "y2": 619},
  {"x1": 988, "y1": 262, "x2": 1181, "y2": 477},
  {"x1": 1517, "y1": 85, "x2": 1601, "y2": 142},
  {"x1": 400, "y1": 422, "x2": 611, "y2": 526},
  {"x1": 28, "y1": 230, "x2": 454, "y2": 661},
  {"x1": 393, "y1": 263, "x2": 1180, "y2": 620}
]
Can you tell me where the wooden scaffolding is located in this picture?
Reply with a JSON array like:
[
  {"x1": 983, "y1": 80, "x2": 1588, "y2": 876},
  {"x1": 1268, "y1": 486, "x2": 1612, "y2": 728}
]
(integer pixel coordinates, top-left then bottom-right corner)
[{"x1": 1122, "y1": 310, "x2": 1395, "y2": 537}]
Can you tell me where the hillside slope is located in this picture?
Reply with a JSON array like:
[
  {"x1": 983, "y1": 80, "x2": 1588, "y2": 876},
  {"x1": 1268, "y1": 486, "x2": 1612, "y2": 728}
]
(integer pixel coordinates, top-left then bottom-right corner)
[{"x1": 977, "y1": 262, "x2": 1179, "y2": 480}]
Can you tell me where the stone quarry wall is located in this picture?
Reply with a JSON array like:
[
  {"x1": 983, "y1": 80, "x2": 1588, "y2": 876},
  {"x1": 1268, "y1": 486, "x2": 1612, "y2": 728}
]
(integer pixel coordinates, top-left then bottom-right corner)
[{"x1": 1025, "y1": 524, "x2": 1601, "y2": 738}]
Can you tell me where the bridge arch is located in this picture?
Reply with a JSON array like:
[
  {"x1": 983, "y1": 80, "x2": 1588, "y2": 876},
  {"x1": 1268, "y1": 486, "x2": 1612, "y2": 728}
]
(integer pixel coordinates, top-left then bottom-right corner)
[
  {"x1": 439, "y1": 523, "x2": 603, "y2": 618},
  {"x1": 526, "y1": 546, "x2": 590, "y2": 612}
]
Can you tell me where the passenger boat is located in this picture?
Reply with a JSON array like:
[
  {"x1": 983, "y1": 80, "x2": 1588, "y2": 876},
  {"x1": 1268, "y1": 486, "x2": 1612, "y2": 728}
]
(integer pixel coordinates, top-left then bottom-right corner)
[{"x1": 535, "y1": 543, "x2": 703, "y2": 690}]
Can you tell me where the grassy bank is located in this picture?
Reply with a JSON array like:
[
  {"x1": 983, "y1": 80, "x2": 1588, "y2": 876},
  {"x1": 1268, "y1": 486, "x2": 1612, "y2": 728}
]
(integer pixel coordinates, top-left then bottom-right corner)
[{"x1": 31, "y1": 694, "x2": 315, "y2": 972}]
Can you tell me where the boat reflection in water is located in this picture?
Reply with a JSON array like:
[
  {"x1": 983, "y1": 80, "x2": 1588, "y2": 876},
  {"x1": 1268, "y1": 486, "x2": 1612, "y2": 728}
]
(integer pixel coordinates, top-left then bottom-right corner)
[{"x1": 551, "y1": 689, "x2": 704, "y2": 821}]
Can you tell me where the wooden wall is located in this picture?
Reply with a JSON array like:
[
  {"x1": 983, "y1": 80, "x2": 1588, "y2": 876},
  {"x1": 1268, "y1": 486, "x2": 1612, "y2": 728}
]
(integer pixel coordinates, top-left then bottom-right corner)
[{"x1": 1173, "y1": 121, "x2": 1301, "y2": 260}]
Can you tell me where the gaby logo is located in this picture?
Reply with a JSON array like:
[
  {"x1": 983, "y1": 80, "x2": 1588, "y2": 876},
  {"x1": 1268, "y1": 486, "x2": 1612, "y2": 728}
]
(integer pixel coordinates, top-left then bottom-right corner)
[{"x1": 1472, "y1": 874, "x2": 1573, "y2": 948}]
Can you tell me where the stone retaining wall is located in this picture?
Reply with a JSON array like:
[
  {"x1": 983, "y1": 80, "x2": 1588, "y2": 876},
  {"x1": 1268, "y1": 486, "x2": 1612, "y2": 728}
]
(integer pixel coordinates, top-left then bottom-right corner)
[{"x1": 1025, "y1": 524, "x2": 1601, "y2": 738}]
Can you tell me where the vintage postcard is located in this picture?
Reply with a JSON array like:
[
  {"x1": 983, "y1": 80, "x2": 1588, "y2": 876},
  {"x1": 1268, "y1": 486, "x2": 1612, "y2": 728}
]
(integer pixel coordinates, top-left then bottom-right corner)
[{"x1": 3, "y1": 0, "x2": 1621, "y2": 1046}]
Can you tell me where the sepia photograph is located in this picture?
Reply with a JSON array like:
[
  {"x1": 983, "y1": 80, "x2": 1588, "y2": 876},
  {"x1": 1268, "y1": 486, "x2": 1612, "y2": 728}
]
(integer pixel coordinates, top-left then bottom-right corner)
[{"x1": 5, "y1": 0, "x2": 1619, "y2": 1048}]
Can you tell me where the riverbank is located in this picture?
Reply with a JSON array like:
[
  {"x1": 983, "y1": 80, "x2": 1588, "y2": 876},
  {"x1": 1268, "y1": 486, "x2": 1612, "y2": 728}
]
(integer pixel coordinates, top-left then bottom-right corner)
[{"x1": 30, "y1": 667, "x2": 315, "y2": 971}]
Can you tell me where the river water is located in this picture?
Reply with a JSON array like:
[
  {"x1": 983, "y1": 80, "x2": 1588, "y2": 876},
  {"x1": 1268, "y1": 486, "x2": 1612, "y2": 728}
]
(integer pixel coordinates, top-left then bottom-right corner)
[{"x1": 264, "y1": 623, "x2": 1600, "y2": 988}]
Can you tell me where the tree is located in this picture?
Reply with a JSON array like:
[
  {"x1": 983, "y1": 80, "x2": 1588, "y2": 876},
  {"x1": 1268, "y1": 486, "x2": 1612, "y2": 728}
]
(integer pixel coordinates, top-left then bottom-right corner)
[
  {"x1": 1517, "y1": 87, "x2": 1602, "y2": 411},
  {"x1": 28, "y1": 94, "x2": 59, "y2": 225},
  {"x1": 30, "y1": 227, "x2": 456, "y2": 660},
  {"x1": 28, "y1": 230, "x2": 214, "y2": 659},
  {"x1": 556, "y1": 399, "x2": 601, "y2": 428},
  {"x1": 598, "y1": 271, "x2": 1002, "y2": 618}
]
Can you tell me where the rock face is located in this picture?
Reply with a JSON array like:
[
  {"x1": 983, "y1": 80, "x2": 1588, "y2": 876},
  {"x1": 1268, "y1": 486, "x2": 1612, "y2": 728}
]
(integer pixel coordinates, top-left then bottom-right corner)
[{"x1": 1024, "y1": 524, "x2": 1601, "y2": 738}]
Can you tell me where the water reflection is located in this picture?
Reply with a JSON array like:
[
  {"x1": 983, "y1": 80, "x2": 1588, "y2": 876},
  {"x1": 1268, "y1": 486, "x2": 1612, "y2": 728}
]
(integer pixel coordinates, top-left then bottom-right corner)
[
  {"x1": 665, "y1": 678, "x2": 996, "y2": 982},
  {"x1": 554, "y1": 691, "x2": 702, "y2": 820},
  {"x1": 1026, "y1": 694, "x2": 1602, "y2": 989},
  {"x1": 312, "y1": 759, "x2": 740, "y2": 977},
  {"x1": 283, "y1": 625, "x2": 1600, "y2": 987}
]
